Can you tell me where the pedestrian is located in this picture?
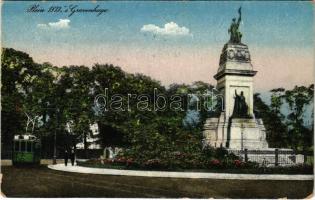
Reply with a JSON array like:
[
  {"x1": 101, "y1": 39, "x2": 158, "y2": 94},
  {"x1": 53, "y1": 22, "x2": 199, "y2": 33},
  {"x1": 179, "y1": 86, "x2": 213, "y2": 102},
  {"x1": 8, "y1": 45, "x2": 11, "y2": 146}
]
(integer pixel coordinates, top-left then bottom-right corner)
[
  {"x1": 70, "y1": 148, "x2": 75, "y2": 166},
  {"x1": 64, "y1": 150, "x2": 69, "y2": 166}
]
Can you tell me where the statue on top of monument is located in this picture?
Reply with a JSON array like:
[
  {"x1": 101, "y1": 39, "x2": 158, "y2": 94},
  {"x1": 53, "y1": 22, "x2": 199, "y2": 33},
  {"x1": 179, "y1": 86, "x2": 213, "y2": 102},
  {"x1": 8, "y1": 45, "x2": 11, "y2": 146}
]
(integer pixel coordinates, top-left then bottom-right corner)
[
  {"x1": 228, "y1": 7, "x2": 242, "y2": 44},
  {"x1": 232, "y1": 90, "x2": 249, "y2": 118}
]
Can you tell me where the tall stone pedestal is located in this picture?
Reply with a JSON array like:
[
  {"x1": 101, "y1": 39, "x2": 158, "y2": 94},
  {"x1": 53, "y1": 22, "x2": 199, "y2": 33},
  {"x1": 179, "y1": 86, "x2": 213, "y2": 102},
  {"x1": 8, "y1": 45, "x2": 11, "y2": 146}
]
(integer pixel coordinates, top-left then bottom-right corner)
[
  {"x1": 203, "y1": 112, "x2": 268, "y2": 150},
  {"x1": 227, "y1": 118, "x2": 268, "y2": 149},
  {"x1": 214, "y1": 43, "x2": 256, "y2": 120}
]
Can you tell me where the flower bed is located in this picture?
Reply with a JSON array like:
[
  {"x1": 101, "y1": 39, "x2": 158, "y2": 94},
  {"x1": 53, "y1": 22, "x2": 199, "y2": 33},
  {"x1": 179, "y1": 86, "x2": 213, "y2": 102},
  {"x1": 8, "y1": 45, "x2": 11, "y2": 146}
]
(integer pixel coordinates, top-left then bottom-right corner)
[
  {"x1": 77, "y1": 157, "x2": 313, "y2": 174},
  {"x1": 76, "y1": 147, "x2": 313, "y2": 174}
]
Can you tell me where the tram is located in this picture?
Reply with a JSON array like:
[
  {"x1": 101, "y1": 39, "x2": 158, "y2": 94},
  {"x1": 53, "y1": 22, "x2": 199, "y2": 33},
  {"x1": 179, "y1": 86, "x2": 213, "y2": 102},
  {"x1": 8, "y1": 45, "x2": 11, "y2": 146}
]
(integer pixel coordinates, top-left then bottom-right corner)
[{"x1": 12, "y1": 134, "x2": 41, "y2": 165}]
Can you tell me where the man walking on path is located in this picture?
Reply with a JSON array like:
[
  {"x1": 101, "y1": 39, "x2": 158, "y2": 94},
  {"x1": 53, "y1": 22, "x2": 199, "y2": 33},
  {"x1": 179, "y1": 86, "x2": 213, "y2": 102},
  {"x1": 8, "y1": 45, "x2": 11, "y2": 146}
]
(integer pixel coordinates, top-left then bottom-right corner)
[
  {"x1": 70, "y1": 149, "x2": 75, "y2": 166},
  {"x1": 64, "y1": 150, "x2": 69, "y2": 166}
]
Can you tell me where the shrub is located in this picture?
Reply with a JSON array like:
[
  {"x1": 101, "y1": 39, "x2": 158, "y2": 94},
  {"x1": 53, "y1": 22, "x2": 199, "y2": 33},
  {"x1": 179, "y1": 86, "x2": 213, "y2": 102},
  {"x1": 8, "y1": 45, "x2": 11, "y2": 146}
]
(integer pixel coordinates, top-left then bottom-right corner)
[
  {"x1": 202, "y1": 147, "x2": 215, "y2": 158},
  {"x1": 142, "y1": 159, "x2": 166, "y2": 170},
  {"x1": 243, "y1": 161, "x2": 259, "y2": 169},
  {"x1": 214, "y1": 147, "x2": 228, "y2": 159},
  {"x1": 84, "y1": 158, "x2": 101, "y2": 165}
]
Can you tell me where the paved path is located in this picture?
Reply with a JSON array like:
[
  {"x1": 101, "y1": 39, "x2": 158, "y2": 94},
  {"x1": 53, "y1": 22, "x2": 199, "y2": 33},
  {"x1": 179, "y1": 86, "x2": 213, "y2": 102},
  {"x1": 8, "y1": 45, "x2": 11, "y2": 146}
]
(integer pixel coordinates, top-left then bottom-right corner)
[
  {"x1": 3, "y1": 166, "x2": 313, "y2": 198},
  {"x1": 48, "y1": 164, "x2": 313, "y2": 180}
]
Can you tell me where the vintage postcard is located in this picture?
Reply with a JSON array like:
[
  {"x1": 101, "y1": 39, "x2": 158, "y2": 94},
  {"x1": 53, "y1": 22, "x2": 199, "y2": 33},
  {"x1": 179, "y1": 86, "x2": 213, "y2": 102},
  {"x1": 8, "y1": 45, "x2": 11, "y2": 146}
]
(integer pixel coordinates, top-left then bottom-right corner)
[{"x1": 1, "y1": 0, "x2": 314, "y2": 198}]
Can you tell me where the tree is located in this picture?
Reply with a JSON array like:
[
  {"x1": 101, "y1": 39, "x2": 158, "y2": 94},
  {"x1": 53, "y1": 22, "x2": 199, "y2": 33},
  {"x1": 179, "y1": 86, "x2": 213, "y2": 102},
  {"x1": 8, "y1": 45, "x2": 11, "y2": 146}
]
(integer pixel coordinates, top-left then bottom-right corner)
[
  {"x1": 283, "y1": 85, "x2": 314, "y2": 151},
  {"x1": 254, "y1": 93, "x2": 288, "y2": 147},
  {"x1": 1, "y1": 49, "x2": 56, "y2": 155},
  {"x1": 270, "y1": 88, "x2": 285, "y2": 119}
]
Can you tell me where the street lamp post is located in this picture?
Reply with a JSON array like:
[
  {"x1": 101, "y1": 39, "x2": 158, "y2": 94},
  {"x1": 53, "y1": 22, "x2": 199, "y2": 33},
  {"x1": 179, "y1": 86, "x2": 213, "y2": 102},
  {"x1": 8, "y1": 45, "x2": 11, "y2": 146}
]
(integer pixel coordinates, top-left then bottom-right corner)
[
  {"x1": 241, "y1": 123, "x2": 244, "y2": 151},
  {"x1": 53, "y1": 108, "x2": 59, "y2": 165},
  {"x1": 53, "y1": 127, "x2": 57, "y2": 164}
]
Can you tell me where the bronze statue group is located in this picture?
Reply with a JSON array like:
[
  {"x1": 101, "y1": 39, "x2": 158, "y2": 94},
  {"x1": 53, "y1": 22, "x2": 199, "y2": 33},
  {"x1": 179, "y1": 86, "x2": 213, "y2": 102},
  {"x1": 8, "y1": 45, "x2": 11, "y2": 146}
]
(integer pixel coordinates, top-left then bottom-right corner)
[{"x1": 228, "y1": 7, "x2": 242, "y2": 44}]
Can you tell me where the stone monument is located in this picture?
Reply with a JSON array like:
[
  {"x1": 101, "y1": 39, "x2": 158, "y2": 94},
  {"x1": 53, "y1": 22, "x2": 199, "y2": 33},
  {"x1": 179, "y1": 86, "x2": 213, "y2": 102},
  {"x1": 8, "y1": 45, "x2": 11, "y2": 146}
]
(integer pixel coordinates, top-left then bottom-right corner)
[
  {"x1": 202, "y1": 8, "x2": 305, "y2": 166},
  {"x1": 203, "y1": 7, "x2": 268, "y2": 150}
]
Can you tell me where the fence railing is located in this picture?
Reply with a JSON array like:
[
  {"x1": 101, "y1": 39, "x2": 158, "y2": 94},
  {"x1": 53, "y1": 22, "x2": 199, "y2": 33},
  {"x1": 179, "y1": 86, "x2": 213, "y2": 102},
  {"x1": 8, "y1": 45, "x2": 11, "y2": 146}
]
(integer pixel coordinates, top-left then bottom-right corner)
[{"x1": 227, "y1": 148, "x2": 305, "y2": 166}]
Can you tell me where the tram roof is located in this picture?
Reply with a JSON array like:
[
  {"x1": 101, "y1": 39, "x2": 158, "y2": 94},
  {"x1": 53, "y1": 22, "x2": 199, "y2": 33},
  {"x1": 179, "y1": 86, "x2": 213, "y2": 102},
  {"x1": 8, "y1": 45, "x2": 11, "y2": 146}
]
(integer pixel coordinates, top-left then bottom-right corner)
[{"x1": 14, "y1": 134, "x2": 38, "y2": 141}]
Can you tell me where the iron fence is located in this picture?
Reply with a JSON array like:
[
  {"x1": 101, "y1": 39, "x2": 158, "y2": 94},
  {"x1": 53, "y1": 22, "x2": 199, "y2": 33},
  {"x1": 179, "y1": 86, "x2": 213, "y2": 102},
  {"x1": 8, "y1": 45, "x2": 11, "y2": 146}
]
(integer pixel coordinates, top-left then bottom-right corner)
[{"x1": 227, "y1": 149, "x2": 307, "y2": 166}]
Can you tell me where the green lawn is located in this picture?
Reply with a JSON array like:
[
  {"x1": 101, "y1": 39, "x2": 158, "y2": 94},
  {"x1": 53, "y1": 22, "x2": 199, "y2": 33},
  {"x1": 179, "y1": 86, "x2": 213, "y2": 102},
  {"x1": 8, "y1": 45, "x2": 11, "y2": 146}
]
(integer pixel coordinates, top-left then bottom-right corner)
[{"x1": 1, "y1": 165, "x2": 313, "y2": 198}]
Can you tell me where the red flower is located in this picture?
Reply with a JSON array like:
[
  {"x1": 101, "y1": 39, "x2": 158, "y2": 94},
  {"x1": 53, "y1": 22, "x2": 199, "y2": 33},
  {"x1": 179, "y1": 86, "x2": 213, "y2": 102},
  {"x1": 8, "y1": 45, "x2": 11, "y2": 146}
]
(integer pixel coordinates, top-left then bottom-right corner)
[
  {"x1": 126, "y1": 158, "x2": 134, "y2": 166},
  {"x1": 113, "y1": 156, "x2": 129, "y2": 165},
  {"x1": 234, "y1": 160, "x2": 243, "y2": 167},
  {"x1": 210, "y1": 159, "x2": 220, "y2": 165}
]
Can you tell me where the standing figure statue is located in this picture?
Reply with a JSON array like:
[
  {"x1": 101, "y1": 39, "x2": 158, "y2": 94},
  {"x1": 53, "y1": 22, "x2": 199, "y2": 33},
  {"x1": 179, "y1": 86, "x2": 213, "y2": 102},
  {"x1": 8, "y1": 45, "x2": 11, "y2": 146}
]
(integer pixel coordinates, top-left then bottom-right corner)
[
  {"x1": 232, "y1": 90, "x2": 249, "y2": 118},
  {"x1": 228, "y1": 7, "x2": 242, "y2": 43}
]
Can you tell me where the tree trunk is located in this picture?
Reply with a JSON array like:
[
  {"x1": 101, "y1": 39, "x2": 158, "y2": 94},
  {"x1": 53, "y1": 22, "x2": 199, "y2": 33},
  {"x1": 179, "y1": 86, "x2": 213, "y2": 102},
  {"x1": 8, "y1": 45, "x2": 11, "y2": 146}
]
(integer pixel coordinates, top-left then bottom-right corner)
[{"x1": 84, "y1": 131, "x2": 87, "y2": 159}]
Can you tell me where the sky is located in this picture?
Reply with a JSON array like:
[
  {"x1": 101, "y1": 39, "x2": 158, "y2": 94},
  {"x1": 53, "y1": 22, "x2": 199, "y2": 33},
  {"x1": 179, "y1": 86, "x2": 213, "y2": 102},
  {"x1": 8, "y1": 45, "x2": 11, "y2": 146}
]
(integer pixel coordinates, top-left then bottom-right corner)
[{"x1": 2, "y1": 1, "x2": 314, "y2": 93}]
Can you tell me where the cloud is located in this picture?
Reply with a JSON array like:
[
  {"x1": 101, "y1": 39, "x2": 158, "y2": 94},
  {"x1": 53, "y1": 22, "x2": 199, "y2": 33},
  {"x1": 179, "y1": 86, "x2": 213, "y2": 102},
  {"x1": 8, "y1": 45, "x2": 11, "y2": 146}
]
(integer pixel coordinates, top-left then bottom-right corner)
[
  {"x1": 37, "y1": 24, "x2": 48, "y2": 29},
  {"x1": 140, "y1": 22, "x2": 191, "y2": 36},
  {"x1": 37, "y1": 19, "x2": 70, "y2": 29}
]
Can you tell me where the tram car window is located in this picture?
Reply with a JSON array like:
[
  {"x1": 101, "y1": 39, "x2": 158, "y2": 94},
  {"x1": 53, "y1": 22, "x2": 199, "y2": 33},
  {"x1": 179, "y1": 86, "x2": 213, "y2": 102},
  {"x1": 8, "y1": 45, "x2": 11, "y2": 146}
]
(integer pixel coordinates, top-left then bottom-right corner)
[{"x1": 12, "y1": 134, "x2": 41, "y2": 165}]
